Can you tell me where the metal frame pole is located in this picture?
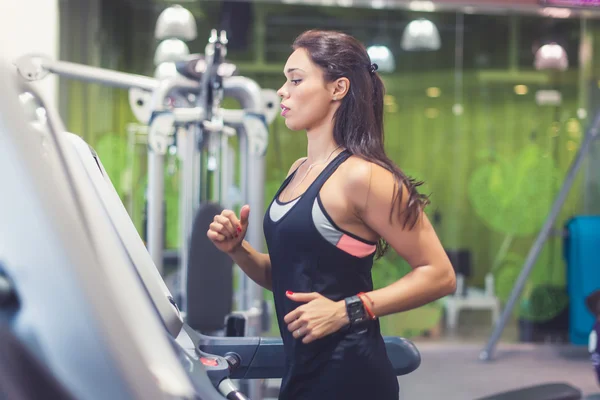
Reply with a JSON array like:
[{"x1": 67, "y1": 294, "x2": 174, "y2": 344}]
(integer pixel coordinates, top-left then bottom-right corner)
[
  {"x1": 480, "y1": 110, "x2": 600, "y2": 361},
  {"x1": 14, "y1": 54, "x2": 199, "y2": 93},
  {"x1": 146, "y1": 80, "x2": 199, "y2": 276},
  {"x1": 147, "y1": 149, "x2": 165, "y2": 274}
]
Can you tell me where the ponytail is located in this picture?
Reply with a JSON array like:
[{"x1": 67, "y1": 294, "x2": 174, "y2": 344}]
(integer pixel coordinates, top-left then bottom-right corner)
[{"x1": 353, "y1": 72, "x2": 430, "y2": 258}]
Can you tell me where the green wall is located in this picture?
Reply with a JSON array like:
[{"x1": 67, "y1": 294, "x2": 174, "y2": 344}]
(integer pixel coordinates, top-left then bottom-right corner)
[{"x1": 60, "y1": 0, "x2": 600, "y2": 337}]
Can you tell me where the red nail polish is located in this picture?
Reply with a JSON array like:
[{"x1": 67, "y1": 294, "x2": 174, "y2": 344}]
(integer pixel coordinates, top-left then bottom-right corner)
[
  {"x1": 286, "y1": 290, "x2": 293, "y2": 295},
  {"x1": 237, "y1": 226, "x2": 242, "y2": 233}
]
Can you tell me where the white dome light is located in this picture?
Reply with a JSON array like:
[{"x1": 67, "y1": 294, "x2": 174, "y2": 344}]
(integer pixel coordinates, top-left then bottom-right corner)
[
  {"x1": 367, "y1": 45, "x2": 395, "y2": 73},
  {"x1": 401, "y1": 19, "x2": 441, "y2": 51},
  {"x1": 155, "y1": 5, "x2": 197, "y2": 41},
  {"x1": 154, "y1": 39, "x2": 190, "y2": 66},
  {"x1": 534, "y1": 43, "x2": 568, "y2": 71}
]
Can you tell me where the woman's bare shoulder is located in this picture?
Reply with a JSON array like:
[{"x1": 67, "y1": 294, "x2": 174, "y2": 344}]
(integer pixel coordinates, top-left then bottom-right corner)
[
  {"x1": 341, "y1": 155, "x2": 396, "y2": 189},
  {"x1": 339, "y1": 155, "x2": 410, "y2": 214}
]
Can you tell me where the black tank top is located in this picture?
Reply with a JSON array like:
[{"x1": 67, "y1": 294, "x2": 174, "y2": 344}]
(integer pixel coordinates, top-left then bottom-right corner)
[{"x1": 263, "y1": 150, "x2": 399, "y2": 400}]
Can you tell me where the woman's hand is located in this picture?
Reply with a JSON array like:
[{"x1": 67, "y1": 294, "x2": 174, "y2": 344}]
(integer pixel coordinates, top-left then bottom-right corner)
[
  {"x1": 284, "y1": 291, "x2": 350, "y2": 344},
  {"x1": 207, "y1": 205, "x2": 250, "y2": 254}
]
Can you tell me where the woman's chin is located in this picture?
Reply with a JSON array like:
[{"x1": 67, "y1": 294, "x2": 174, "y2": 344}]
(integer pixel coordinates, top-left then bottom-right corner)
[{"x1": 284, "y1": 119, "x2": 304, "y2": 131}]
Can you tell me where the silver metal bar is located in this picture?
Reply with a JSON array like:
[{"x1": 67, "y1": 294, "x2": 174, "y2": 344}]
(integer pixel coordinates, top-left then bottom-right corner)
[
  {"x1": 219, "y1": 134, "x2": 229, "y2": 205},
  {"x1": 146, "y1": 77, "x2": 201, "y2": 276},
  {"x1": 223, "y1": 76, "x2": 263, "y2": 112},
  {"x1": 208, "y1": 132, "x2": 221, "y2": 204},
  {"x1": 173, "y1": 107, "x2": 205, "y2": 124},
  {"x1": 232, "y1": 135, "x2": 263, "y2": 321},
  {"x1": 220, "y1": 109, "x2": 246, "y2": 125},
  {"x1": 245, "y1": 135, "x2": 265, "y2": 314},
  {"x1": 238, "y1": 133, "x2": 249, "y2": 313},
  {"x1": 147, "y1": 152, "x2": 164, "y2": 275},
  {"x1": 15, "y1": 54, "x2": 200, "y2": 97},
  {"x1": 192, "y1": 128, "x2": 203, "y2": 218},
  {"x1": 16, "y1": 55, "x2": 159, "y2": 91},
  {"x1": 178, "y1": 124, "x2": 202, "y2": 313},
  {"x1": 480, "y1": 109, "x2": 600, "y2": 361}
]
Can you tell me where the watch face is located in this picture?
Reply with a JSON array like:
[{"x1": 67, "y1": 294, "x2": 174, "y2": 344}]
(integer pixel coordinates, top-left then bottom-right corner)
[{"x1": 346, "y1": 296, "x2": 366, "y2": 324}]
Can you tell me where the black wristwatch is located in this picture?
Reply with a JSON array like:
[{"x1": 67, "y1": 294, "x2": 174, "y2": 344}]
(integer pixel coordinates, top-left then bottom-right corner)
[{"x1": 345, "y1": 295, "x2": 368, "y2": 326}]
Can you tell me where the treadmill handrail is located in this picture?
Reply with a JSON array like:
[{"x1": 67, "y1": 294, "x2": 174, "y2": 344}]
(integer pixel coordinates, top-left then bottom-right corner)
[{"x1": 195, "y1": 331, "x2": 421, "y2": 379}]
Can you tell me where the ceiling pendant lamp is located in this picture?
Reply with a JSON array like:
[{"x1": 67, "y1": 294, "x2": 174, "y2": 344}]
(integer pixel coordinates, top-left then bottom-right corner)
[
  {"x1": 401, "y1": 18, "x2": 441, "y2": 51},
  {"x1": 367, "y1": 45, "x2": 395, "y2": 73},
  {"x1": 154, "y1": 39, "x2": 190, "y2": 66},
  {"x1": 155, "y1": 5, "x2": 197, "y2": 42},
  {"x1": 534, "y1": 42, "x2": 568, "y2": 71}
]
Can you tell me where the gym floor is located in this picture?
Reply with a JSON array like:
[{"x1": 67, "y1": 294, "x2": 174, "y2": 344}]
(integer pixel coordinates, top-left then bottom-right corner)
[
  {"x1": 261, "y1": 341, "x2": 596, "y2": 399},
  {"x1": 397, "y1": 341, "x2": 596, "y2": 399},
  {"x1": 398, "y1": 311, "x2": 598, "y2": 399},
  {"x1": 260, "y1": 310, "x2": 598, "y2": 399}
]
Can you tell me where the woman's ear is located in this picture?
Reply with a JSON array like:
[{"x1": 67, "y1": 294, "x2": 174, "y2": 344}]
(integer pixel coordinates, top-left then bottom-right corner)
[{"x1": 331, "y1": 77, "x2": 350, "y2": 101}]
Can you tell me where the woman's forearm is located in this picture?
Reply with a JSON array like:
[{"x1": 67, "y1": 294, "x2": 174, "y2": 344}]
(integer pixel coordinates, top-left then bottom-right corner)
[
  {"x1": 228, "y1": 240, "x2": 273, "y2": 291},
  {"x1": 362, "y1": 265, "x2": 455, "y2": 318}
]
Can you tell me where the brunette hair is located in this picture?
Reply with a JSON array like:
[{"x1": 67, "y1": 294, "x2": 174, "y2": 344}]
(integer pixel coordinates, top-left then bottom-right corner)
[{"x1": 293, "y1": 30, "x2": 430, "y2": 258}]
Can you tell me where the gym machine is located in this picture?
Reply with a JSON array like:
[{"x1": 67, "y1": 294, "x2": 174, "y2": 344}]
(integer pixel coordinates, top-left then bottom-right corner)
[
  {"x1": 15, "y1": 36, "x2": 276, "y2": 399},
  {"x1": 14, "y1": 26, "x2": 276, "y2": 310}
]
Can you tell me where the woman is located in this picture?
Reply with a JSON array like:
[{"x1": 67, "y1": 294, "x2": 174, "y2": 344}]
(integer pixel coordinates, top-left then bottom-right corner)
[{"x1": 207, "y1": 30, "x2": 456, "y2": 400}]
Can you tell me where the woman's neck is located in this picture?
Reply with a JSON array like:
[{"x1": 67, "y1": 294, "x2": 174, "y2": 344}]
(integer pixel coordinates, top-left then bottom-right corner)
[{"x1": 305, "y1": 123, "x2": 341, "y2": 164}]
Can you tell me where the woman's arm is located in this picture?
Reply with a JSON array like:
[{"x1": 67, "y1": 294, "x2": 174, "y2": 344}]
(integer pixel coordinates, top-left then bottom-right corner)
[
  {"x1": 347, "y1": 161, "x2": 456, "y2": 317},
  {"x1": 228, "y1": 241, "x2": 273, "y2": 291}
]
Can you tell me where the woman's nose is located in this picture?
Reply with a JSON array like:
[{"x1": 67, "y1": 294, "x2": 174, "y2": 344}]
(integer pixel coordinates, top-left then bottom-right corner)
[{"x1": 277, "y1": 85, "x2": 288, "y2": 99}]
